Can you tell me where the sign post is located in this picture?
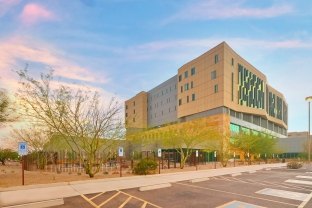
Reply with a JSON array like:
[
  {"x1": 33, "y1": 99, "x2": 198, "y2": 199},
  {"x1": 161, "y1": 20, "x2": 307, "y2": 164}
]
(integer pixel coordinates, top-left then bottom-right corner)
[
  {"x1": 118, "y1": 147, "x2": 124, "y2": 177},
  {"x1": 18, "y1": 142, "x2": 28, "y2": 185},
  {"x1": 158, "y1": 148, "x2": 161, "y2": 174},
  {"x1": 214, "y1": 151, "x2": 217, "y2": 169},
  {"x1": 195, "y1": 150, "x2": 199, "y2": 170},
  {"x1": 247, "y1": 152, "x2": 250, "y2": 165}
]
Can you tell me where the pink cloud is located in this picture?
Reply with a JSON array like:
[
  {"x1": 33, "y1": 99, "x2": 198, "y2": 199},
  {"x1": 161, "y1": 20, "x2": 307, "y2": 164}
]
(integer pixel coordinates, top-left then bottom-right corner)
[
  {"x1": 0, "y1": 37, "x2": 109, "y2": 93},
  {"x1": 20, "y1": 3, "x2": 55, "y2": 25}
]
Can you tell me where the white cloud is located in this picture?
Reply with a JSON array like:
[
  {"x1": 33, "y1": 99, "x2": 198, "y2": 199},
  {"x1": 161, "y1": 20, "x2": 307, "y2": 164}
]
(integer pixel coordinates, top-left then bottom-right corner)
[
  {"x1": 164, "y1": 0, "x2": 293, "y2": 23},
  {"x1": 111, "y1": 38, "x2": 312, "y2": 63}
]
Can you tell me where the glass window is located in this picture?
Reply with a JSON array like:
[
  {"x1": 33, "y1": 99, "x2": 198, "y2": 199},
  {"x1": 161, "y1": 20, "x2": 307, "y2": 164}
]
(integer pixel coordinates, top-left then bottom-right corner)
[
  {"x1": 191, "y1": 81, "x2": 194, "y2": 88},
  {"x1": 214, "y1": 84, "x2": 218, "y2": 93},
  {"x1": 211, "y1": 70, "x2": 217, "y2": 80},
  {"x1": 230, "y1": 123, "x2": 240, "y2": 134},
  {"x1": 214, "y1": 54, "x2": 219, "y2": 64},
  {"x1": 179, "y1": 99, "x2": 182, "y2": 106},
  {"x1": 126, "y1": 105, "x2": 128, "y2": 110},
  {"x1": 184, "y1": 71, "x2": 188, "y2": 78},
  {"x1": 133, "y1": 109, "x2": 135, "y2": 114},
  {"x1": 231, "y1": 58, "x2": 234, "y2": 66},
  {"x1": 187, "y1": 96, "x2": 189, "y2": 103},
  {"x1": 133, "y1": 101, "x2": 135, "y2": 106},
  {"x1": 133, "y1": 118, "x2": 135, "y2": 122},
  {"x1": 191, "y1": 67, "x2": 196, "y2": 75},
  {"x1": 179, "y1": 75, "x2": 182, "y2": 82},
  {"x1": 184, "y1": 83, "x2": 189, "y2": 91},
  {"x1": 192, "y1": 93, "x2": 195, "y2": 101},
  {"x1": 180, "y1": 86, "x2": 183, "y2": 93},
  {"x1": 125, "y1": 113, "x2": 128, "y2": 117}
]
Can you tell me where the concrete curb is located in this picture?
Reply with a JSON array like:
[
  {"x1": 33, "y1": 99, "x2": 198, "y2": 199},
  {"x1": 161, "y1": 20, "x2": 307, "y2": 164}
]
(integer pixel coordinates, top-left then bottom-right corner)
[
  {"x1": 190, "y1": 177, "x2": 210, "y2": 183},
  {"x1": 139, "y1": 183, "x2": 171, "y2": 191},
  {"x1": 3, "y1": 198, "x2": 64, "y2": 208},
  {"x1": 231, "y1": 173, "x2": 242, "y2": 177},
  {"x1": 0, "y1": 182, "x2": 69, "y2": 192},
  {"x1": 248, "y1": 170, "x2": 256, "y2": 174}
]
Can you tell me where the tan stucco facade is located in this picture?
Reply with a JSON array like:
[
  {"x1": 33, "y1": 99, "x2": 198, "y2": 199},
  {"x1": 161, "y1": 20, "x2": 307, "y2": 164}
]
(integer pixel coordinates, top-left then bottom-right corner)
[
  {"x1": 125, "y1": 91, "x2": 147, "y2": 129},
  {"x1": 177, "y1": 42, "x2": 287, "y2": 129},
  {"x1": 125, "y1": 41, "x2": 288, "y2": 138}
]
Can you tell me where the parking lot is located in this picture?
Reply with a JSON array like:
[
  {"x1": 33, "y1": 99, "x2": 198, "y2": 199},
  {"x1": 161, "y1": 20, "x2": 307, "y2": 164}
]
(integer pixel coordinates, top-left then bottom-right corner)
[{"x1": 53, "y1": 165, "x2": 312, "y2": 208}]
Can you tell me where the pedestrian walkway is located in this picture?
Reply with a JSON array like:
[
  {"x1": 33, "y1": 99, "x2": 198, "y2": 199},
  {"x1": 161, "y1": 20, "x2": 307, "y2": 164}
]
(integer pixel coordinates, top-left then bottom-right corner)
[{"x1": 0, "y1": 163, "x2": 286, "y2": 208}]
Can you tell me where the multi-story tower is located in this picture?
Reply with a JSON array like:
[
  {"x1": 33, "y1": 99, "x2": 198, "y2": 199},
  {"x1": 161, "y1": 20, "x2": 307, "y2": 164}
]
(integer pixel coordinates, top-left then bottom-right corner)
[{"x1": 125, "y1": 42, "x2": 287, "y2": 138}]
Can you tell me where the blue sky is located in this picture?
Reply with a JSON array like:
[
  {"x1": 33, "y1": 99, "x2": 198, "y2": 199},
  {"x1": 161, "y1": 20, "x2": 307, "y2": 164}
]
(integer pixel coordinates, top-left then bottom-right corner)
[{"x1": 1, "y1": 0, "x2": 312, "y2": 142}]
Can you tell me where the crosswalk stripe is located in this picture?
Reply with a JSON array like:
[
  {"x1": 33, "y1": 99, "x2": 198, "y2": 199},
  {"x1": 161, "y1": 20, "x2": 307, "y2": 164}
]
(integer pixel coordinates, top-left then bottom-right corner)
[
  {"x1": 256, "y1": 188, "x2": 308, "y2": 201},
  {"x1": 296, "y1": 176, "x2": 312, "y2": 180},
  {"x1": 286, "y1": 179, "x2": 312, "y2": 186}
]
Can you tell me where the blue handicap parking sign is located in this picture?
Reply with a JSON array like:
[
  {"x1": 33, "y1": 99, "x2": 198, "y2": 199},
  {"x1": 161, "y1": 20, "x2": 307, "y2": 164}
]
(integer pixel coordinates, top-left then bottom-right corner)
[{"x1": 18, "y1": 142, "x2": 28, "y2": 156}]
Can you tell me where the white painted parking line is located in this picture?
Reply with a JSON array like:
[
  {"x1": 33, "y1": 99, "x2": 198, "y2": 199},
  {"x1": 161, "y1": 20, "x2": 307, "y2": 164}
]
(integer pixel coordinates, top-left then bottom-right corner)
[
  {"x1": 176, "y1": 182, "x2": 298, "y2": 207},
  {"x1": 216, "y1": 200, "x2": 265, "y2": 208},
  {"x1": 296, "y1": 176, "x2": 312, "y2": 180},
  {"x1": 256, "y1": 188, "x2": 308, "y2": 201},
  {"x1": 286, "y1": 179, "x2": 312, "y2": 186}
]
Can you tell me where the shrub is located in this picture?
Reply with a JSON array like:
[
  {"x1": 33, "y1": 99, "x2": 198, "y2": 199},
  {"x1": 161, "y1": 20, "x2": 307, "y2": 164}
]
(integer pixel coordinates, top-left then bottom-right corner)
[
  {"x1": 134, "y1": 159, "x2": 157, "y2": 175},
  {"x1": 0, "y1": 149, "x2": 19, "y2": 165},
  {"x1": 287, "y1": 161, "x2": 302, "y2": 169}
]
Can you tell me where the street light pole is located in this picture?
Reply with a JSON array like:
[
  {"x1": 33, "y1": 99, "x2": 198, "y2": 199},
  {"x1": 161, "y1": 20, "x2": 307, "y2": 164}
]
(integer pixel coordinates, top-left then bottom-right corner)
[{"x1": 305, "y1": 96, "x2": 312, "y2": 163}]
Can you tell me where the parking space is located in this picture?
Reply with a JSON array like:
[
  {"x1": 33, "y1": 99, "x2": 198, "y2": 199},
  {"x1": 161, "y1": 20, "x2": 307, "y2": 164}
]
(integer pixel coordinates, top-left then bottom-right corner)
[{"x1": 53, "y1": 166, "x2": 312, "y2": 208}]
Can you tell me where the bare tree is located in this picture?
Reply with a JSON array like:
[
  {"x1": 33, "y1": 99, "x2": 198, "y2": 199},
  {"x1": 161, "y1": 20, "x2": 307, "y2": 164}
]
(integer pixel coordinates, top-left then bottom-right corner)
[
  {"x1": 16, "y1": 69, "x2": 124, "y2": 177},
  {"x1": 0, "y1": 90, "x2": 12, "y2": 126},
  {"x1": 11, "y1": 127, "x2": 51, "y2": 152}
]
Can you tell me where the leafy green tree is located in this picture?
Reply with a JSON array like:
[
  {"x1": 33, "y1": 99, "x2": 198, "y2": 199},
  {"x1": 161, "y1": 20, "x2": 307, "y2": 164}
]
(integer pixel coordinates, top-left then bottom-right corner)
[
  {"x1": 231, "y1": 131, "x2": 277, "y2": 160},
  {"x1": 129, "y1": 119, "x2": 219, "y2": 169},
  {"x1": 16, "y1": 69, "x2": 124, "y2": 177},
  {"x1": 0, "y1": 149, "x2": 19, "y2": 165}
]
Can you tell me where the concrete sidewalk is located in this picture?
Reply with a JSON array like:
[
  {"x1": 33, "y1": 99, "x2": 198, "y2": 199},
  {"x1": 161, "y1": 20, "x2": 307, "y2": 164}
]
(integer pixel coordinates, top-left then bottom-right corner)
[{"x1": 0, "y1": 163, "x2": 286, "y2": 207}]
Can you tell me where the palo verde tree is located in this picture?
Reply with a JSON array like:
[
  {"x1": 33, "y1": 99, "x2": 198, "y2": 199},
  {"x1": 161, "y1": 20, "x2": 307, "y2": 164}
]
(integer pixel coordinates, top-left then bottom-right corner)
[
  {"x1": 129, "y1": 119, "x2": 219, "y2": 169},
  {"x1": 230, "y1": 130, "x2": 277, "y2": 160},
  {"x1": 16, "y1": 69, "x2": 124, "y2": 177}
]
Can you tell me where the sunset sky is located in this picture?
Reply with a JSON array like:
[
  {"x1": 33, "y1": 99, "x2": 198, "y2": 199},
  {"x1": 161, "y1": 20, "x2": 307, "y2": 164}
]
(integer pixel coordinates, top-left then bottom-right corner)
[{"x1": 1, "y1": 0, "x2": 312, "y2": 145}]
